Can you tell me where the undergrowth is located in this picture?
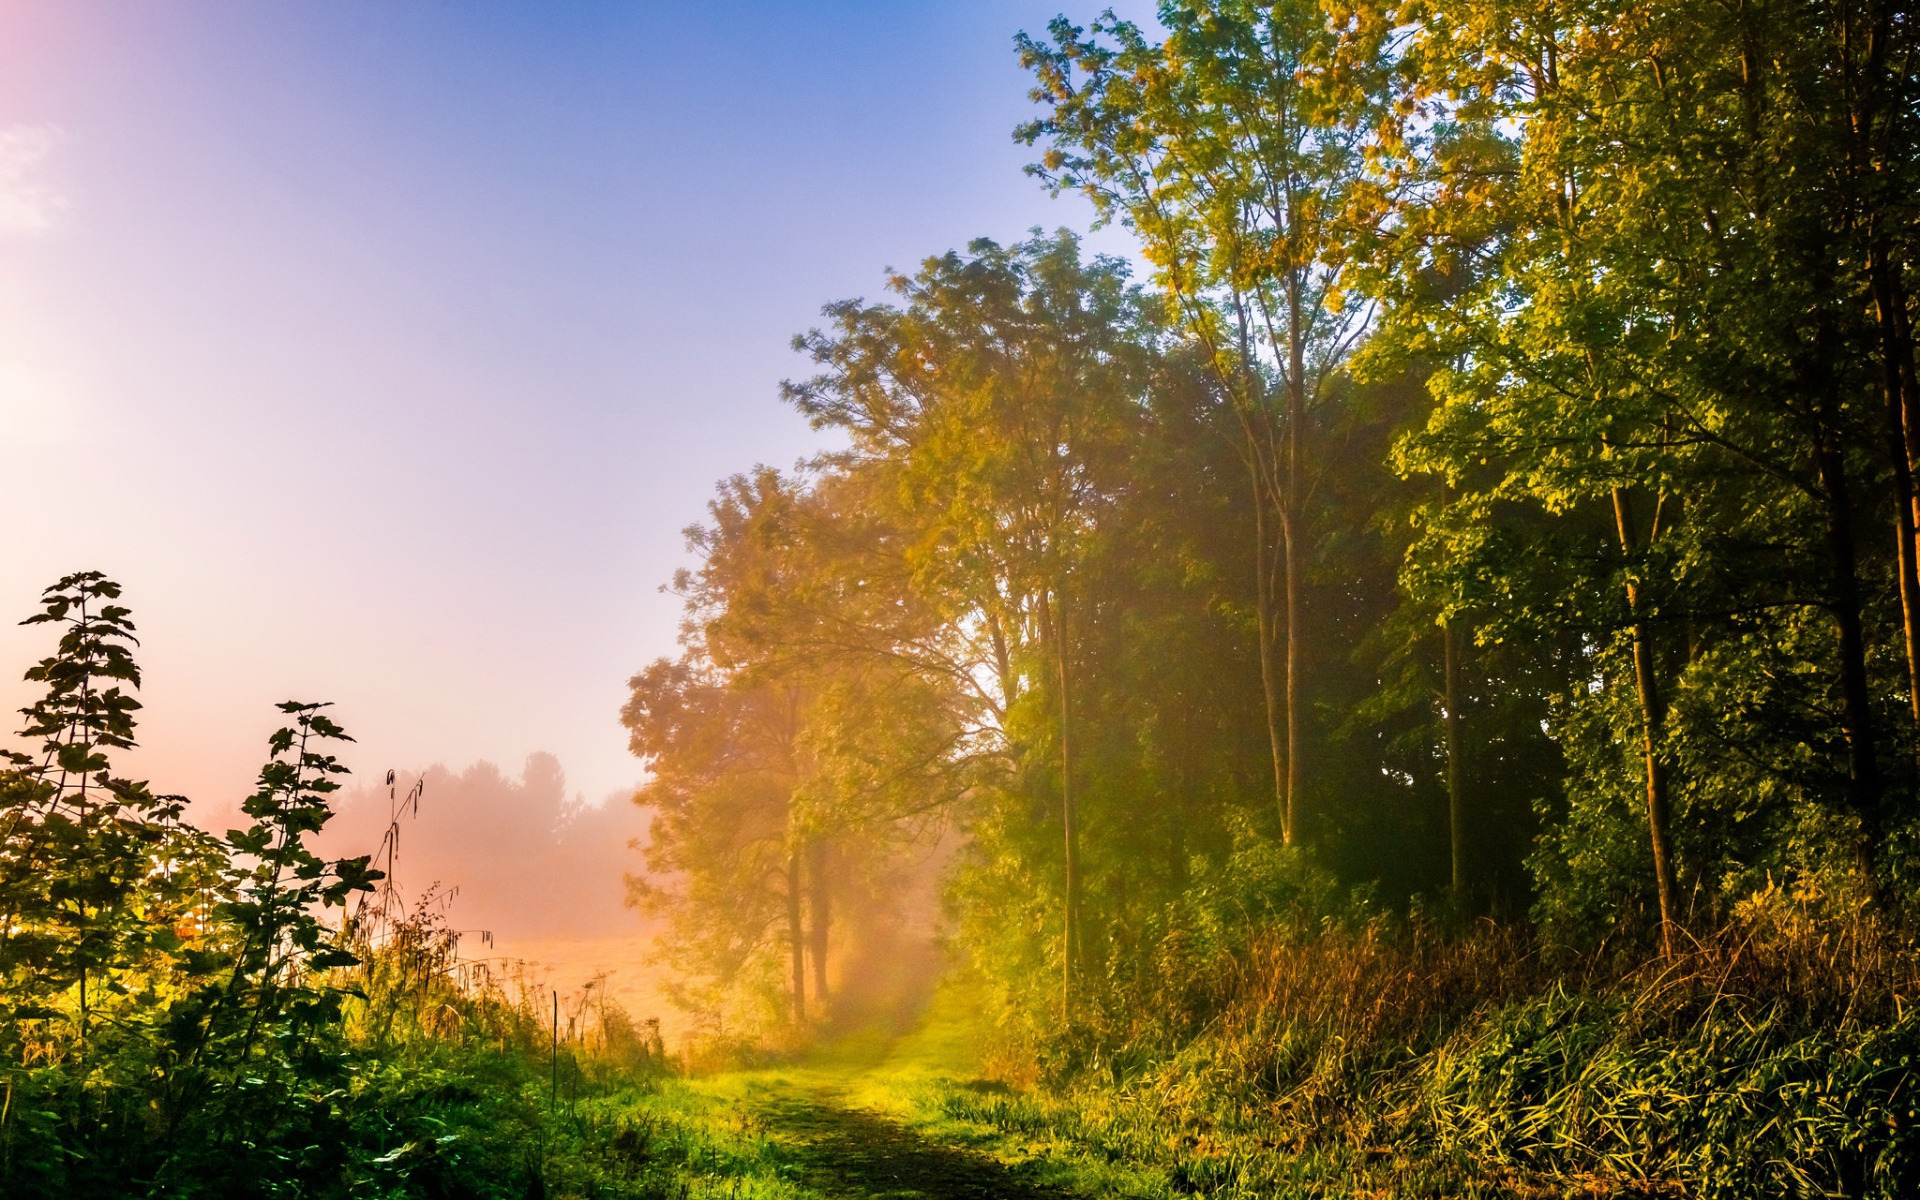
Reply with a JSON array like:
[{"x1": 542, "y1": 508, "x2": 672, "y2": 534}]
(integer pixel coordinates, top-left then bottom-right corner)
[{"x1": 927, "y1": 883, "x2": 1920, "y2": 1198}]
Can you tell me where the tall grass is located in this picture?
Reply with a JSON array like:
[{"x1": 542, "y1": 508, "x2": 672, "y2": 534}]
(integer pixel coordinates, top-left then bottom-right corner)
[
  {"x1": 947, "y1": 885, "x2": 1920, "y2": 1198},
  {"x1": 159, "y1": 888, "x2": 679, "y2": 1200}
]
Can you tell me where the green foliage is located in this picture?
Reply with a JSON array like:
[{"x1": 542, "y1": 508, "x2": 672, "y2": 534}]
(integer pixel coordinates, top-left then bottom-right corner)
[
  {"x1": 903, "y1": 907, "x2": 1920, "y2": 1198},
  {"x1": 144, "y1": 703, "x2": 382, "y2": 1195},
  {"x1": 10, "y1": 0, "x2": 1920, "y2": 1193},
  {"x1": 0, "y1": 576, "x2": 678, "y2": 1198},
  {"x1": 614, "y1": 10, "x2": 1920, "y2": 1196},
  {"x1": 0, "y1": 573, "x2": 213, "y2": 1038}
]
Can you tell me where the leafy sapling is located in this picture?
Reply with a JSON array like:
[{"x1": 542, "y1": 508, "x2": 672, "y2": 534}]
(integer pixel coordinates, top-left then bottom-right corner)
[
  {"x1": 217, "y1": 702, "x2": 382, "y2": 1056},
  {"x1": 150, "y1": 703, "x2": 382, "y2": 1189},
  {"x1": 0, "y1": 573, "x2": 199, "y2": 1040}
]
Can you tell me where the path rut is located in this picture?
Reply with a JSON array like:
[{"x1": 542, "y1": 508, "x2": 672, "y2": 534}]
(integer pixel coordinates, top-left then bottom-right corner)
[{"x1": 752, "y1": 1085, "x2": 1073, "y2": 1200}]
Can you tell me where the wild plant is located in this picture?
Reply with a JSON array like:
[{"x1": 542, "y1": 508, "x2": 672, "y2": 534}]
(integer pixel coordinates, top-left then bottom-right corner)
[
  {"x1": 0, "y1": 574, "x2": 211, "y2": 1037},
  {"x1": 142, "y1": 702, "x2": 382, "y2": 1191},
  {"x1": 0, "y1": 576, "x2": 667, "y2": 1197},
  {"x1": 0, "y1": 574, "x2": 225, "y2": 1179},
  {"x1": 986, "y1": 891, "x2": 1920, "y2": 1198}
]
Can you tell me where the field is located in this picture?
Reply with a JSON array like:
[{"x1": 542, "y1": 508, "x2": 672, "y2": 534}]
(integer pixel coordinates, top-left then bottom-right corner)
[{"x1": 486, "y1": 932, "x2": 690, "y2": 1046}]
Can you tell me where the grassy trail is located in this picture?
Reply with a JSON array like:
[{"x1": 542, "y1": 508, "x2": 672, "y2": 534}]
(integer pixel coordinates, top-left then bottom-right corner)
[
  {"x1": 583, "y1": 985, "x2": 1140, "y2": 1199},
  {"x1": 722, "y1": 1072, "x2": 1070, "y2": 1200}
]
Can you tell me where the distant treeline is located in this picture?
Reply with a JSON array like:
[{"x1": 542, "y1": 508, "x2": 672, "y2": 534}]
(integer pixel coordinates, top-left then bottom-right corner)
[
  {"x1": 318, "y1": 756, "x2": 650, "y2": 942},
  {"x1": 625, "y1": 0, "x2": 1920, "y2": 1035}
]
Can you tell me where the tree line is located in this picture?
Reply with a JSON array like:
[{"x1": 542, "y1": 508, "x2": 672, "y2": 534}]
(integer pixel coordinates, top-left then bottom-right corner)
[{"x1": 626, "y1": 0, "x2": 1920, "y2": 1030}]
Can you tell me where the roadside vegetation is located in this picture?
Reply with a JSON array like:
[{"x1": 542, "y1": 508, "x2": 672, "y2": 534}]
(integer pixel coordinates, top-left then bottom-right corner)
[
  {"x1": 621, "y1": 1, "x2": 1920, "y2": 1196},
  {"x1": 0, "y1": 573, "x2": 684, "y2": 1198},
  {"x1": 9, "y1": 0, "x2": 1920, "y2": 1196}
]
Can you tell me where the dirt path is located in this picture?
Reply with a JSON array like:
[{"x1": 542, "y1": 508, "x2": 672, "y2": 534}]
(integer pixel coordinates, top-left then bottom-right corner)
[{"x1": 749, "y1": 1082, "x2": 1073, "y2": 1200}]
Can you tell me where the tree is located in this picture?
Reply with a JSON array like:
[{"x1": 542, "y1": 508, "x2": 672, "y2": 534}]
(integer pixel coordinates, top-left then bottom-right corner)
[
  {"x1": 626, "y1": 653, "x2": 809, "y2": 1023},
  {"x1": 626, "y1": 469, "x2": 967, "y2": 1026},
  {"x1": 1018, "y1": 1, "x2": 1386, "y2": 848},
  {"x1": 1366, "y1": 0, "x2": 1920, "y2": 938},
  {"x1": 786, "y1": 231, "x2": 1156, "y2": 1016}
]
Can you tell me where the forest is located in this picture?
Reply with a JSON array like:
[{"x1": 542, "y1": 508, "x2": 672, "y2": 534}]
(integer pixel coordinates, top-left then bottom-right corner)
[{"x1": 7, "y1": 0, "x2": 1920, "y2": 1197}]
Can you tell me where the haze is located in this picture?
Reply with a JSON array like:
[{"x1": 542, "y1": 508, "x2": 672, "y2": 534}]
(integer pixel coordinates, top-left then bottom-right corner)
[{"x1": 0, "y1": 0, "x2": 1143, "y2": 826}]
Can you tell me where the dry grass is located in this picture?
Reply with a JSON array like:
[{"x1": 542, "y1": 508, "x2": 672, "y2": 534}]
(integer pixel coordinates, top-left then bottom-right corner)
[
  {"x1": 483, "y1": 933, "x2": 689, "y2": 1047},
  {"x1": 951, "y1": 888, "x2": 1920, "y2": 1198}
]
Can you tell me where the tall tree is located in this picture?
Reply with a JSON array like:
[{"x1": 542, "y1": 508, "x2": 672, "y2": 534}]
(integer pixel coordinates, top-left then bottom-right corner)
[
  {"x1": 1018, "y1": 1, "x2": 1385, "y2": 846},
  {"x1": 1366, "y1": 0, "x2": 1920, "y2": 934},
  {"x1": 625, "y1": 655, "x2": 809, "y2": 1022},
  {"x1": 628, "y1": 468, "x2": 970, "y2": 1025},
  {"x1": 787, "y1": 231, "x2": 1156, "y2": 1016}
]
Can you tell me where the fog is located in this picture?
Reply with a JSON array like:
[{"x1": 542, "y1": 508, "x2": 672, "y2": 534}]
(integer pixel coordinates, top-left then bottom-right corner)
[
  {"x1": 312, "y1": 751, "x2": 951, "y2": 1041},
  {"x1": 317, "y1": 752, "x2": 649, "y2": 943}
]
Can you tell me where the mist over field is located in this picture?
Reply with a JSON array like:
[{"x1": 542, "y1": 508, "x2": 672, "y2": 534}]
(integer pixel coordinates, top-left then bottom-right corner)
[
  {"x1": 318, "y1": 754, "x2": 648, "y2": 943},
  {"x1": 312, "y1": 755, "x2": 694, "y2": 1039}
]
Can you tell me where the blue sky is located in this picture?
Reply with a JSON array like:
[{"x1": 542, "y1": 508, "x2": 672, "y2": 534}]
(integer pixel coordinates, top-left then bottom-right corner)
[{"x1": 0, "y1": 1, "x2": 1153, "y2": 814}]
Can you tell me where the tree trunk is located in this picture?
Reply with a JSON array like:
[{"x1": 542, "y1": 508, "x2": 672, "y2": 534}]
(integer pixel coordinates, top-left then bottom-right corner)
[
  {"x1": 1441, "y1": 480, "x2": 1468, "y2": 912},
  {"x1": 1808, "y1": 245, "x2": 1886, "y2": 895},
  {"x1": 1612, "y1": 488, "x2": 1680, "y2": 955},
  {"x1": 1283, "y1": 289, "x2": 1307, "y2": 845},
  {"x1": 808, "y1": 839, "x2": 830, "y2": 1006},
  {"x1": 1251, "y1": 453, "x2": 1290, "y2": 843},
  {"x1": 1872, "y1": 250, "x2": 1920, "y2": 733},
  {"x1": 1894, "y1": 285, "x2": 1920, "y2": 732},
  {"x1": 1281, "y1": 503, "x2": 1303, "y2": 847},
  {"x1": 1895, "y1": 281, "x2": 1920, "y2": 590},
  {"x1": 1848, "y1": 0, "x2": 1920, "y2": 741},
  {"x1": 787, "y1": 846, "x2": 805, "y2": 1024},
  {"x1": 1814, "y1": 436, "x2": 1885, "y2": 895},
  {"x1": 987, "y1": 609, "x2": 1016, "y2": 715},
  {"x1": 1444, "y1": 617, "x2": 1467, "y2": 912},
  {"x1": 1039, "y1": 589, "x2": 1081, "y2": 1019}
]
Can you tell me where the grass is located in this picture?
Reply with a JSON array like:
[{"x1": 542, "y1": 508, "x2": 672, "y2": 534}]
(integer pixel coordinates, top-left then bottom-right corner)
[
  {"x1": 350, "y1": 885, "x2": 1920, "y2": 1199},
  {"x1": 871, "y1": 897, "x2": 1920, "y2": 1199},
  {"x1": 559, "y1": 978, "x2": 1220, "y2": 1200},
  {"x1": 517, "y1": 979, "x2": 1105, "y2": 1199},
  {"x1": 605, "y1": 894, "x2": 1914, "y2": 1199}
]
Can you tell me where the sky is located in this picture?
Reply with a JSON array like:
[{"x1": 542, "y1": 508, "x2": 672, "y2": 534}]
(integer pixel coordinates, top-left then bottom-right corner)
[{"x1": 0, "y1": 1, "x2": 1151, "y2": 822}]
